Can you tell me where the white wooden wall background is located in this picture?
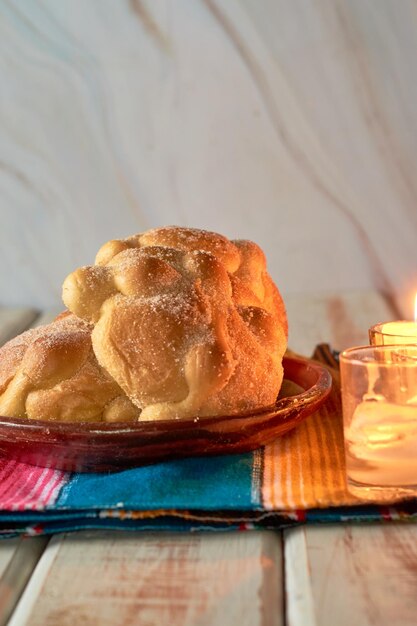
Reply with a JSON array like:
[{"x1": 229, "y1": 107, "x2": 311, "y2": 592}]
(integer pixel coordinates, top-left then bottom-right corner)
[{"x1": 0, "y1": 0, "x2": 416, "y2": 315}]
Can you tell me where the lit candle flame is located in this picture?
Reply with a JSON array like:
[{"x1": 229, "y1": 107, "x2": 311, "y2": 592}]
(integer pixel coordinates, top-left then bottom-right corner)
[{"x1": 414, "y1": 294, "x2": 417, "y2": 323}]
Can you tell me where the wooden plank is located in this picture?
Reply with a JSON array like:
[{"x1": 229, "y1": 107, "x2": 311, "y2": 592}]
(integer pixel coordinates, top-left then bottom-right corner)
[
  {"x1": 0, "y1": 541, "x2": 19, "y2": 580},
  {"x1": 7, "y1": 536, "x2": 61, "y2": 626},
  {"x1": 306, "y1": 523, "x2": 417, "y2": 626},
  {"x1": 284, "y1": 528, "x2": 316, "y2": 626},
  {"x1": 0, "y1": 539, "x2": 21, "y2": 626},
  {"x1": 0, "y1": 538, "x2": 48, "y2": 626},
  {"x1": 283, "y1": 290, "x2": 417, "y2": 626},
  {"x1": 12, "y1": 531, "x2": 283, "y2": 626}
]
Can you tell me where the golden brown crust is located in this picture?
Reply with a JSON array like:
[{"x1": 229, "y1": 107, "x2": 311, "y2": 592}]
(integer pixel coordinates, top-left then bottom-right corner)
[
  {"x1": 95, "y1": 226, "x2": 241, "y2": 273},
  {"x1": 62, "y1": 226, "x2": 288, "y2": 421},
  {"x1": 0, "y1": 314, "x2": 140, "y2": 422}
]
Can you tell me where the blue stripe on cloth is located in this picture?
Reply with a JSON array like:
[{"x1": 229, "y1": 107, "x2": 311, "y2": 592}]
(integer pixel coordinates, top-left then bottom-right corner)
[
  {"x1": 56, "y1": 452, "x2": 261, "y2": 511},
  {"x1": 0, "y1": 518, "x2": 252, "y2": 537},
  {"x1": 3, "y1": 505, "x2": 417, "y2": 539}
]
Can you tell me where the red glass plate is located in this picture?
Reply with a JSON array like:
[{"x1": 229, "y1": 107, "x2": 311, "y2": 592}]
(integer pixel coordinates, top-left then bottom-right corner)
[{"x1": 0, "y1": 356, "x2": 332, "y2": 472}]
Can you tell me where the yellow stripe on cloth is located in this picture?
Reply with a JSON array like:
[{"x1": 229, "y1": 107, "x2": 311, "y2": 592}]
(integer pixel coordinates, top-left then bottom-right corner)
[{"x1": 262, "y1": 355, "x2": 359, "y2": 510}]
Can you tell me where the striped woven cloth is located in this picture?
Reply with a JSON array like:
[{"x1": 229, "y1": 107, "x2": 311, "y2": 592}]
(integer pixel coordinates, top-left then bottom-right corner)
[
  {"x1": 0, "y1": 345, "x2": 415, "y2": 537},
  {"x1": 263, "y1": 344, "x2": 357, "y2": 510}
]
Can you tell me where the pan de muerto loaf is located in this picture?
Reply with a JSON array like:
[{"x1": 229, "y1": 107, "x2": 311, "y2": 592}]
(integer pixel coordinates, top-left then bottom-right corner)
[
  {"x1": 62, "y1": 227, "x2": 287, "y2": 421},
  {"x1": 0, "y1": 312, "x2": 140, "y2": 422}
]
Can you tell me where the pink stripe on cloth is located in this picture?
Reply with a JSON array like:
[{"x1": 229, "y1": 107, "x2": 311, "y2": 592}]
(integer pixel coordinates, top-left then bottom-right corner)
[{"x1": 0, "y1": 458, "x2": 68, "y2": 511}]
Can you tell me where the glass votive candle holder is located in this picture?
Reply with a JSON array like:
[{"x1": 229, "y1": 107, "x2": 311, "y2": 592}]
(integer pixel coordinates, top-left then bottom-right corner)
[
  {"x1": 369, "y1": 321, "x2": 417, "y2": 346},
  {"x1": 340, "y1": 345, "x2": 417, "y2": 501}
]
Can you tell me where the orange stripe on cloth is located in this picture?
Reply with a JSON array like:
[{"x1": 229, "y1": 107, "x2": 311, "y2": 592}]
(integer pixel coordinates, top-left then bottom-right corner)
[{"x1": 262, "y1": 367, "x2": 359, "y2": 510}]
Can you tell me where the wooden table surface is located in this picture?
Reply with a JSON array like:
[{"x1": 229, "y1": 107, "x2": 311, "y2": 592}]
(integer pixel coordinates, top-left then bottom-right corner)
[{"x1": 1, "y1": 290, "x2": 417, "y2": 626}]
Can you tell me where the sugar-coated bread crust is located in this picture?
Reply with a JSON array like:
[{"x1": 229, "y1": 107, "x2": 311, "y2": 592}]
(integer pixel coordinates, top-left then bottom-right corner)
[
  {"x1": 62, "y1": 227, "x2": 288, "y2": 421},
  {"x1": 0, "y1": 312, "x2": 140, "y2": 422}
]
